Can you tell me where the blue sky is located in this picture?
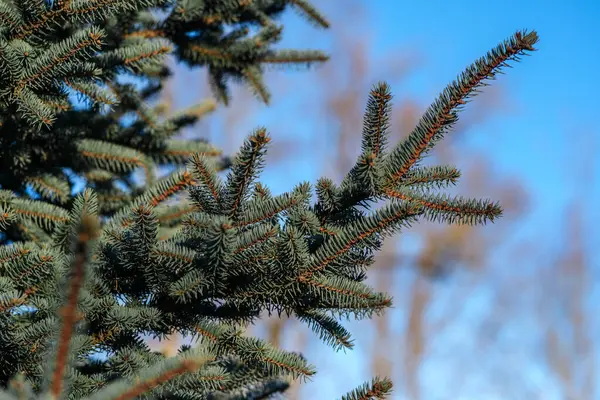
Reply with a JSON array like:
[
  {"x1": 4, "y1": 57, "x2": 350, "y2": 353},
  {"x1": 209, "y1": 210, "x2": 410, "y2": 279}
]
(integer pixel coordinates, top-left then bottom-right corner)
[{"x1": 173, "y1": 1, "x2": 599, "y2": 398}]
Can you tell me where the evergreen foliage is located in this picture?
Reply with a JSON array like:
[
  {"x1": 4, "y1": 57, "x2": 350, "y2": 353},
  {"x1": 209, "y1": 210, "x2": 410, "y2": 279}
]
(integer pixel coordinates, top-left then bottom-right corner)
[
  {"x1": 0, "y1": 0, "x2": 328, "y2": 212},
  {"x1": 0, "y1": 0, "x2": 538, "y2": 398}
]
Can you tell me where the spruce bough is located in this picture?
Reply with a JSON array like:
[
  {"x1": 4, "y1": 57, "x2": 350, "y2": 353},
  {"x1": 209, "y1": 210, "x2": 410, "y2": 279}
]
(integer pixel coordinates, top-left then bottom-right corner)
[{"x1": 0, "y1": 1, "x2": 538, "y2": 399}]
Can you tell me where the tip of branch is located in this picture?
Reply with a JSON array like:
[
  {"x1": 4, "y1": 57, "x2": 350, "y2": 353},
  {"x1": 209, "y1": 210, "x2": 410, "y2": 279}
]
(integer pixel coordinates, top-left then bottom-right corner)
[{"x1": 515, "y1": 29, "x2": 539, "y2": 51}]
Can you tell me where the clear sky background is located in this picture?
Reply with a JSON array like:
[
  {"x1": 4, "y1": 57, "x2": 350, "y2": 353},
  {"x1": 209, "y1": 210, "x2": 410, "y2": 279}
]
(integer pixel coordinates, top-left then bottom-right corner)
[{"x1": 163, "y1": 1, "x2": 600, "y2": 399}]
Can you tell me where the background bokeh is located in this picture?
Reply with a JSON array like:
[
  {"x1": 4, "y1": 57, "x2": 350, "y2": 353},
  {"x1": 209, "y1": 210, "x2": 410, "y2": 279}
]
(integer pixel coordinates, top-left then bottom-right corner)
[{"x1": 151, "y1": 1, "x2": 600, "y2": 398}]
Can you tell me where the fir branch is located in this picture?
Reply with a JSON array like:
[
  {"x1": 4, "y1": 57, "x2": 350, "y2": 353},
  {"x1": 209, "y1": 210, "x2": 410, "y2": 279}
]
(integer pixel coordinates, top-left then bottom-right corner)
[
  {"x1": 261, "y1": 49, "x2": 329, "y2": 67},
  {"x1": 383, "y1": 30, "x2": 538, "y2": 188},
  {"x1": 153, "y1": 139, "x2": 222, "y2": 165},
  {"x1": 11, "y1": 0, "x2": 164, "y2": 40},
  {"x1": 296, "y1": 309, "x2": 354, "y2": 351},
  {"x1": 193, "y1": 322, "x2": 316, "y2": 380},
  {"x1": 287, "y1": 207, "x2": 322, "y2": 236},
  {"x1": 76, "y1": 139, "x2": 154, "y2": 185},
  {"x1": 153, "y1": 99, "x2": 218, "y2": 138},
  {"x1": 0, "y1": 205, "x2": 16, "y2": 231},
  {"x1": 14, "y1": 221, "x2": 52, "y2": 243},
  {"x1": 169, "y1": 269, "x2": 210, "y2": 303},
  {"x1": 3, "y1": 198, "x2": 70, "y2": 231},
  {"x1": 234, "y1": 191, "x2": 300, "y2": 229},
  {"x1": 0, "y1": 286, "x2": 38, "y2": 313},
  {"x1": 14, "y1": 28, "x2": 105, "y2": 94},
  {"x1": 0, "y1": 2, "x2": 21, "y2": 30},
  {"x1": 300, "y1": 201, "x2": 423, "y2": 280},
  {"x1": 155, "y1": 201, "x2": 200, "y2": 227},
  {"x1": 232, "y1": 223, "x2": 278, "y2": 257},
  {"x1": 340, "y1": 376, "x2": 393, "y2": 400},
  {"x1": 252, "y1": 182, "x2": 272, "y2": 201},
  {"x1": 46, "y1": 189, "x2": 100, "y2": 399},
  {"x1": 3, "y1": 248, "x2": 56, "y2": 291},
  {"x1": 288, "y1": 0, "x2": 330, "y2": 28},
  {"x1": 0, "y1": 242, "x2": 33, "y2": 266},
  {"x1": 131, "y1": 168, "x2": 194, "y2": 209},
  {"x1": 187, "y1": 154, "x2": 224, "y2": 214},
  {"x1": 301, "y1": 274, "x2": 392, "y2": 316},
  {"x1": 63, "y1": 78, "x2": 119, "y2": 107},
  {"x1": 96, "y1": 190, "x2": 132, "y2": 214},
  {"x1": 123, "y1": 29, "x2": 166, "y2": 40},
  {"x1": 83, "y1": 169, "x2": 114, "y2": 183},
  {"x1": 186, "y1": 43, "x2": 233, "y2": 65},
  {"x1": 399, "y1": 165, "x2": 461, "y2": 190},
  {"x1": 121, "y1": 41, "x2": 172, "y2": 70},
  {"x1": 314, "y1": 177, "x2": 341, "y2": 214},
  {"x1": 360, "y1": 82, "x2": 392, "y2": 159},
  {"x1": 223, "y1": 128, "x2": 270, "y2": 220},
  {"x1": 385, "y1": 187, "x2": 502, "y2": 225},
  {"x1": 24, "y1": 174, "x2": 71, "y2": 204},
  {"x1": 150, "y1": 240, "x2": 195, "y2": 273},
  {"x1": 13, "y1": 87, "x2": 57, "y2": 128},
  {"x1": 241, "y1": 65, "x2": 269, "y2": 104},
  {"x1": 83, "y1": 353, "x2": 213, "y2": 400}
]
